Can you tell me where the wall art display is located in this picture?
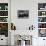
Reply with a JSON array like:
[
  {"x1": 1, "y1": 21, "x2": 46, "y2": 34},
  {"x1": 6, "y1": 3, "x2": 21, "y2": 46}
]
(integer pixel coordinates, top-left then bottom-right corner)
[
  {"x1": 5, "y1": 5, "x2": 8, "y2": 10},
  {"x1": 0, "y1": 11, "x2": 8, "y2": 16},
  {"x1": 0, "y1": 3, "x2": 8, "y2": 10},
  {"x1": 38, "y1": 11, "x2": 46, "y2": 16},
  {"x1": 29, "y1": 25, "x2": 35, "y2": 30},
  {"x1": 38, "y1": 3, "x2": 46, "y2": 37},
  {"x1": 38, "y1": 3, "x2": 46, "y2": 10},
  {"x1": 17, "y1": 10, "x2": 29, "y2": 18},
  {"x1": 38, "y1": 29, "x2": 46, "y2": 37},
  {"x1": 0, "y1": 23, "x2": 8, "y2": 37},
  {"x1": 38, "y1": 23, "x2": 46, "y2": 28},
  {"x1": 38, "y1": 17, "x2": 46, "y2": 22},
  {"x1": 0, "y1": 17, "x2": 8, "y2": 22}
]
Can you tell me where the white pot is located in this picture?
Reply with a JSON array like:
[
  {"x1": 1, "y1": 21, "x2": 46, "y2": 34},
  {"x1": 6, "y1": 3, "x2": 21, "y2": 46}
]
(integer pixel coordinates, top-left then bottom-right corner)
[{"x1": 21, "y1": 40, "x2": 25, "y2": 46}]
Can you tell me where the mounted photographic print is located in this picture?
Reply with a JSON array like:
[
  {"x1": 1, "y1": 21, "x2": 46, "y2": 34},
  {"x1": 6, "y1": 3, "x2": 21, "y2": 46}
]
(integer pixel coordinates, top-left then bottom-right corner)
[
  {"x1": 38, "y1": 23, "x2": 46, "y2": 28},
  {"x1": 38, "y1": 3, "x2": 46, "y2": 10},
  {"x1": 0, "y1": 23, "x2": 8, "y2": 37},
  {"x1": 0, "y1": 17, "x2": 8, "y2": 22},
  {"x1": 0, "y1": 11, "x2": 8, "y2": 16},
  {"x1": 17, "y1": 10, "x2": 29, "y2": 19},
  {"x1": 38, "y1": 29, "x2": 46, "y2": 37}
]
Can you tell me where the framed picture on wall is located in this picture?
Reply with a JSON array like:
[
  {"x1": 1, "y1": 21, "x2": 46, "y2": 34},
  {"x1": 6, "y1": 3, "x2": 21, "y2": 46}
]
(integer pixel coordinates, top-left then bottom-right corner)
[
  {"x1": 38, "y1": 29, "x2": 46, "y2": 37},
  {"x1": 0, "y1": 23, "x2": 8, "y2": 37},
  {"x1": 17, "y1": 10, "x2": 29, "y2": 19}
]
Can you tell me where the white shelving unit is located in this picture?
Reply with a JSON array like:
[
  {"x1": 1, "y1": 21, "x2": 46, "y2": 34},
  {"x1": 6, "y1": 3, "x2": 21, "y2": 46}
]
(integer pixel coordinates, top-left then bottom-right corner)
[
  {"x1": 0, "y1": 3, "x2": 9, "y2": 45},
  {"x1": 38, "y1": 10, "x2": 46, "y2": 11},
  {"x1": 38, "y1": 3, "x2": 46, "y2": 37},
  {"x1": 38, "y1": 16, "x2": 46, "y2": 17},
  {"x1": 0, "y1": 3, "x2": 8, "y2": 22}
]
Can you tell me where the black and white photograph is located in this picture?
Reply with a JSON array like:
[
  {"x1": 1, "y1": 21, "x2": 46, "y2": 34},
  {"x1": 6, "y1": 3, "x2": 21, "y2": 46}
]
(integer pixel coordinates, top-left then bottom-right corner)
[
  {"x1": 17, "y1": 10, "x2": 29, "y2": 19},
  {"x1": 38, "y1": 3, "x2": 46, "y2": 10},
  {"x1": 38, "y1": 17, "x2": 46, "y2": 22}
]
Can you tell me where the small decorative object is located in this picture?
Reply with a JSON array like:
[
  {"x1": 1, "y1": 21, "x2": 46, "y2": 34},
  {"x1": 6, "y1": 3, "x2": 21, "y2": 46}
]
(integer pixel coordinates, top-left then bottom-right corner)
[
  {"x1": 11, "y1": 23, "x2": 16, "y2": 30},
  {"x1": 18, "y1": 10, "x2": 29, "y2": 19},
  {"x1": 29, "y1": 25, "x2": 35, "y2": 30},
  {"x1": 3, "y1": 18, "x2": 7, "y2": 22},
  {"x1": 38, "y1": 17, "x2": 42, "y2": 22},
  {"x1": 38, "y1": 3, "x2": 46, "y2": 10},
  {"x1": 43, "y1": 39, "x2": 45, "y2": 40},
  {"x1": 0, "y1": 6, "x2": 1, "y2": 10},
  {"x1": 38, "y1": 17, "x2": 45, "y2": 22},
  {"x1": 0, "y1": 17, "x2": 8, "y2": 22},
  {"x1": 5, "y1": 6, "x2": 8, "y2": 10},
  {"x1": 42, "y1": 12, "x2": 45, "y2": 15},
  {"x1": 0, "y1": 11, "x2": 8, "y2": 16},
  {"x1": 1, "y1": 39, "x2": 3, "y2": 40}
]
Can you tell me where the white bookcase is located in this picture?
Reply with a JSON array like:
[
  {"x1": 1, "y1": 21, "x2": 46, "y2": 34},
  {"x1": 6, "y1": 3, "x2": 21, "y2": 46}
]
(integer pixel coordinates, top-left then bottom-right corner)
[
  {"x1": 38, "y1": 3, "x2": 46, "y2": 37},
  {"x1": 0, "y1": 0, "x2": 11, "y2": 45}
]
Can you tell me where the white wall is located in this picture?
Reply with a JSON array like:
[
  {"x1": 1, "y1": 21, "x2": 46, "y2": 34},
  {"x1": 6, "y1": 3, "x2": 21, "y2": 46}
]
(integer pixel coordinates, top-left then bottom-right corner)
[
  {"x1": 11, "y1": 0, "x2": 46, "y2": 30},
  {"x1": 11, "y1": 0, "x2": 46, "y2": 46},
  {"x1": 11, "y1": 0, "x2": 38, "y2": 30},
  {"x1": 11, "y1": 0, "x2": 38, "y2": 45}
]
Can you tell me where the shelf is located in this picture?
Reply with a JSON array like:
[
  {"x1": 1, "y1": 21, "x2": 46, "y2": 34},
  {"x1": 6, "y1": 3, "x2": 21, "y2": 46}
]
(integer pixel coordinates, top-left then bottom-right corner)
[
  {"x1": 0, "y1": 22, "x2": 8, "y2": 23},
  {"x1": 38, "y1": 15, "x2": 46, "y2": 17},
  {"x1": 38, "y1": 22, "x2": 46, "y2": 23},
  {"x1": 0, "y1": 10, "x2": 8, "y2": 11},
  {"x1": 0, "y1": 16, "x2": 8, "y2": 17},
  {"x1": 0, "y1": 3, "x2": 8, "y2": 37},
  {"x1": 38, "y1": 28, "x2": 46, "y2": 29},
  {"x1": 38, "y1": 10, "x2": 46, "y2": 11},
  {"x1": 38, "y1": 3, "x2": 46, "y2": 37}
]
